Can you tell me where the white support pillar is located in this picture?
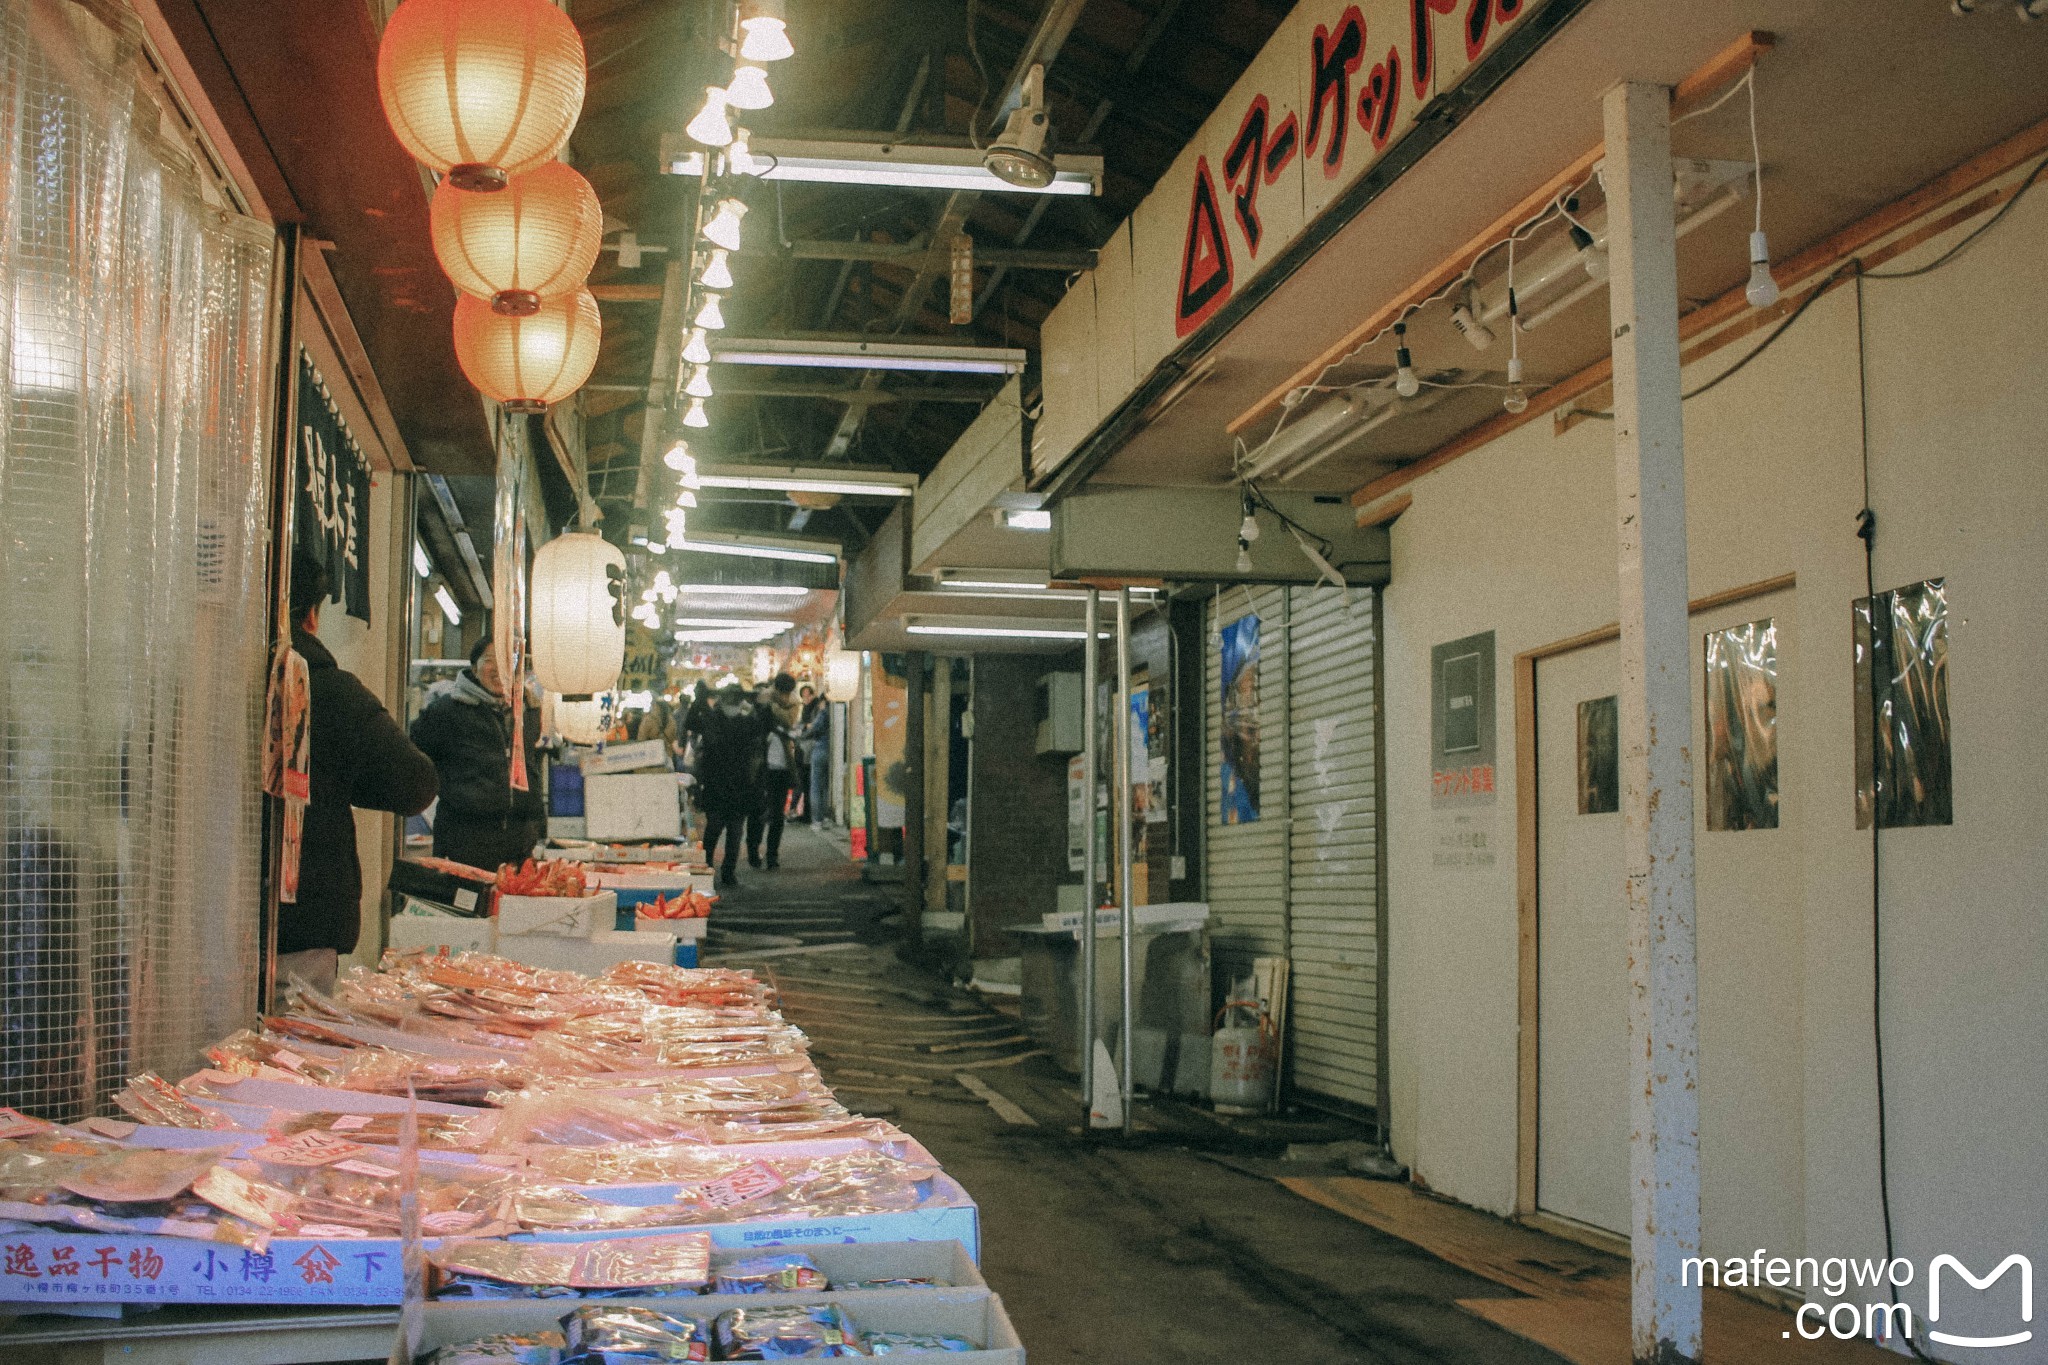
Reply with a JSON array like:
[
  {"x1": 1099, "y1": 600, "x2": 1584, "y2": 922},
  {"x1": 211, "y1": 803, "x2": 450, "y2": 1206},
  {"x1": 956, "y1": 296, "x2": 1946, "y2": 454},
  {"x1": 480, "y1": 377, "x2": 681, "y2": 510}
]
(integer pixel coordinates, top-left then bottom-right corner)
[{"x1": 1601, "y1": 80, "x2": 1703, "y2": 1365}]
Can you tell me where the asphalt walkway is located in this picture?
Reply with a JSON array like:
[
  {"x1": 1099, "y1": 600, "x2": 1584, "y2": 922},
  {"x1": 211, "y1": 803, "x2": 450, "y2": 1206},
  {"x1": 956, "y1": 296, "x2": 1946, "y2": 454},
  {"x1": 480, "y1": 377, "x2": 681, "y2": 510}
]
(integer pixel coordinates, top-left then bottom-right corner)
[{"x1": 704, "y1": 823, "x2": 1574, "y2": 1365}]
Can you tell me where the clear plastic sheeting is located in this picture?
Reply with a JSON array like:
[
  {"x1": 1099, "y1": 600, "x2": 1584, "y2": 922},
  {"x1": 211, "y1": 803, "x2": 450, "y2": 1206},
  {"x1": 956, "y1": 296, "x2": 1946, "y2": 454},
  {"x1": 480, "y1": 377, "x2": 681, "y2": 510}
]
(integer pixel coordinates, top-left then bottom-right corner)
[
  {"x1": 1854, "y1": 579, "x2": 1953, "y2": 829},
  {"x1": 0, "y1": 0, "x2": 274, "y2": 1120},
  {"x1": 1703, "y1": 618, "x2": 1779, "y2": 831}
]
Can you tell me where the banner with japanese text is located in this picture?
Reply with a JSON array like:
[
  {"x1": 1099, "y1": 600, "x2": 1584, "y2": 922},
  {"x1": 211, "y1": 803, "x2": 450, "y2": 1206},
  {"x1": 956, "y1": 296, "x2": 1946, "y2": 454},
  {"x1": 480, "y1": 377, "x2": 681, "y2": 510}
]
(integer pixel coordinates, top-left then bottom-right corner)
[{"x1": 295, "y1": 351, "x2": 372, "y2": 623}]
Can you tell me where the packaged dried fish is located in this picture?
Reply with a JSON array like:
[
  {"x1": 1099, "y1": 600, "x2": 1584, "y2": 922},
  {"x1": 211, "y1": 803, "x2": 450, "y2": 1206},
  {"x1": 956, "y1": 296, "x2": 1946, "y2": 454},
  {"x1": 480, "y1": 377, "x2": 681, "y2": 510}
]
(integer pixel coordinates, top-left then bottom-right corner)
[
  {"x1": 559, "y1": 1304, "x2": 708, "y2": 1363},
  {"x1": 712, "y1": 1303, "x2": 865, "y2": 1359},
  {"x1": 429, "y1": 1231, "x2": 711, "y2": 1293},
  {"x1": 56, "y1": 1143, "x2": 230, "y2": 1203},
  {"x1": 712, "y1": 1252, "x2": 828, "y2": 1295},
  {"x1": 424, "y1": 1330, "x2": 565, "y2": 1364},
  {"x1": 864, "y1": 1332, "x2": 973, "y2": 1354}
]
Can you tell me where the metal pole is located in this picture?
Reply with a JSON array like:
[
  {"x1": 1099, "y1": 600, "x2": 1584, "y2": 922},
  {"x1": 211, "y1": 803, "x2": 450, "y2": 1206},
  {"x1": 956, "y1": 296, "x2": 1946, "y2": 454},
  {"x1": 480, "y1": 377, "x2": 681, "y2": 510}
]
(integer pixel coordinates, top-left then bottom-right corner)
[
  {"x1": 1113, "y1": 587, "x2": 1136, "y2": 1136},
  {"x1": 1080, "y1": 588, "x2": 1100, "y2": 1126},
  {"x1": 1603, "y1": 80, "x2": 1702, "y2": 1365}
]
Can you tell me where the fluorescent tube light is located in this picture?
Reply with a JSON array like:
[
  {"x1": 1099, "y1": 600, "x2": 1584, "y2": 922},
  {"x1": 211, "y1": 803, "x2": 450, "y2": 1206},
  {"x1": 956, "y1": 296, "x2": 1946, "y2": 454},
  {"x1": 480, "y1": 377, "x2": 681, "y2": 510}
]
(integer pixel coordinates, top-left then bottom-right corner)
[
  {"x1": 413, "y1": 541, "x2": 432, "y2": 578},
  {"x1": 669, "y1": 537, "x2": 837, "y2": 565},
  {"x1": 907, "y1": 624, "x2": 1091, "y2": 641},
  {"x1": 715, "y1": 138, "x2": 1103, "y2": 197},
  {"x1": 938, "y1": 579, "x2": 1049, "y2": 590},
  {"x1": 676, "y1": 583, "x2": 808, "y2": 596},
  {"x1": 710, "y1": 337, "x2": 1025, "y2": 375},
  {"x1": 673, "y1": 617, "x2": 793, "y2": 630},
  {"x1": 698, "y1": 473, "x2": 915, "y2": 497},
  {"x1": 433, "y1": 586, "x2": 462, "y2": 625},
  {"x1": 1002, "y1": 509, "x2": 1052, "y2": 531}
]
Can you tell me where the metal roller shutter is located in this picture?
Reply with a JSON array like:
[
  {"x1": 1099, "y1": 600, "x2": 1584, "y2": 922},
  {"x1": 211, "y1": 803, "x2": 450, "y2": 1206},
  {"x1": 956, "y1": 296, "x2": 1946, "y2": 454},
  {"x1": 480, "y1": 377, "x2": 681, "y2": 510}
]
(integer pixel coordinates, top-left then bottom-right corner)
[
  {"x1": 1284, "y1": 588, "x2": 1380, "y2": 1110},
  {"x1": 1204, "y1": 588, "x2": 1287, "y2": 985}
]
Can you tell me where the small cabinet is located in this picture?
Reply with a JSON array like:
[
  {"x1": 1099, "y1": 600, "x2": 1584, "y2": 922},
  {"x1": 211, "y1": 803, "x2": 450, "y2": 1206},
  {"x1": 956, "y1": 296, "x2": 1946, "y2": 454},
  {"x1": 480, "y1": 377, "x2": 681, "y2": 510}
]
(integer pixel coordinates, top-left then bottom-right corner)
[{"x1": 1035, "y1": 671, "x2": 1084, "y2": 753}]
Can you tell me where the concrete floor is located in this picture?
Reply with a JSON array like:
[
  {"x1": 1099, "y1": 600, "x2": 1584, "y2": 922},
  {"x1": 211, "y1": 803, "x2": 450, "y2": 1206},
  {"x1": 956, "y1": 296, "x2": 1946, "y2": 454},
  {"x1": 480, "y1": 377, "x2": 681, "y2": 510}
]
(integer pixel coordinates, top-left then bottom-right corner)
[{"x1": 707, "y1": 824, "x2": 1572, "y2": 1365}]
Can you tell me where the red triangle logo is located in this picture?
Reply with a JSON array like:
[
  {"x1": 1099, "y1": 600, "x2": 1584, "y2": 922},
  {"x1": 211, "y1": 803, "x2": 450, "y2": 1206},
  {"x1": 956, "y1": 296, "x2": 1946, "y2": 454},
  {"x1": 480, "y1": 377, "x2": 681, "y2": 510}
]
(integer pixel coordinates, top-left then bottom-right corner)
[{"x1": 1177, "y1": 156, "x2": 1234, "y2": 337}]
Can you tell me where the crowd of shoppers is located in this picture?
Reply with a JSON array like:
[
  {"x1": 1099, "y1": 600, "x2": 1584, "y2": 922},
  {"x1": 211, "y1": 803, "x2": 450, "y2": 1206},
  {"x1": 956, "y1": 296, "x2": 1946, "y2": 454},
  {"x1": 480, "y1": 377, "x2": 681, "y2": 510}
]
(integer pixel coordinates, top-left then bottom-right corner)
[{"x1": 674, "y1": 671, "x2": 831, "y2": 889}]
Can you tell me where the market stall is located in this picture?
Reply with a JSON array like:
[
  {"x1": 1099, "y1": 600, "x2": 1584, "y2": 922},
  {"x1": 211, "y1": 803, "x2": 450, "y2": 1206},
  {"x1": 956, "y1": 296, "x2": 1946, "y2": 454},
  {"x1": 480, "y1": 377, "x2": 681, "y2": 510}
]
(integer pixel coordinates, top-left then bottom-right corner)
[{"x1": 0, "y1": 950, "x2": 1014, "y2": 1361}]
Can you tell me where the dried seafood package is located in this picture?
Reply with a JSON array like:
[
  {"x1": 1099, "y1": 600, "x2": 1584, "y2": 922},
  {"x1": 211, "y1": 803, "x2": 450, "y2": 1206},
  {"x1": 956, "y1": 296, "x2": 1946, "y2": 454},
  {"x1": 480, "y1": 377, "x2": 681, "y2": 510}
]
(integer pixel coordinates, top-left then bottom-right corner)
[
  {"x1": 269, "y1": 1108, "x2": 499, "y2": 1152},
  {"x1": 424, "y1": 1331, "x2": 566, "y2": 1364},
  {"x1": 429, "y1": 1231, "x2": 711, "y2": 1295},
  {"x1": 111, "y1": 1073, "x2": 238, "y2": 1130},
  {"x1": 713, "y1": 1303, "x2": 865, "y2": 1359},
  {"x1": 559, "y1": 1304, "x2": 708, "y2": 1362},
  {"x1": 56, "y1": 1143, "x2": 230, "y2": 1204}
]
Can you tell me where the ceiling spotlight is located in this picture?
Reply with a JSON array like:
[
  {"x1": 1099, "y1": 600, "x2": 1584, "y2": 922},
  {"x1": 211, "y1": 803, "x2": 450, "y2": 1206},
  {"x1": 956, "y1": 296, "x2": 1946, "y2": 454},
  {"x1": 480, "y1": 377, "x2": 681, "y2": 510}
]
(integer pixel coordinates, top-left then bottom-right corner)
[
  {"x1": 686, "y1": 87, "x2": 733, "y2": 148},
  {"x1": 683, "y1": 397, "x2": 710, "y2": 428},
  {"x1": 682, "y1": 328, "x2": 712, "y2": 366},
  {"x1": 702, "y1": 198, "x2": 747, "y2": 252},
  {"x1": 673, "y1": 489, "x2": 697, "y2": 509},
  {"x1": 1450, "y1": 281, "x2": 1495, "y2": 350},
  {"x1": 984, "y1": 64, "x2": 1055, "y2": 190},
  {"x1": 738, "y1": 0, "x2": 794, "y2": 61},
  {"x1": 728, "y1": 129, "x2": 762, "y2": 177},
  {"x1": 725, "y1": 64, "x2": 773, "y2": 111},
  {"x1": 663, "y1": 439, "x2": 692, "y2": 472},
  {"x1": 686, "y1": 364, "x2": 714, "y2": 399},
  {"x1": 700, "y1": 248, "x2": 734, "y2": 291},
  {"x1": 1393, "y1": 321, "x2": 1420, "y2": 399},
  {"x1": 694, "y1": 292, "x2": 727, "y2": 331}
]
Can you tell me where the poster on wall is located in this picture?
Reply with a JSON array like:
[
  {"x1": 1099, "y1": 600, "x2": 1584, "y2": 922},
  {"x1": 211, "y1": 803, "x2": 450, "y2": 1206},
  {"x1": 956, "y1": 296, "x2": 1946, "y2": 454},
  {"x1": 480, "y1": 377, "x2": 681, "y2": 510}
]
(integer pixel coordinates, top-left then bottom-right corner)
[
  {"x1": 1704, "y1": 619, "x2": 1780, "y2": 831},
  {"x1": 1144, "y1": 673, "x2": 1169, "y2": 825},
  {"x1": 1067, "y1": 755, "x2": 1087, "y2": 872},
  {"x1": 871, "y1": 654, "x2": 910, "y2": 831},
  {"x1": 1430, "y1": 630, "x2": 1496, "y2": 870},
  {"x1": 1219, "y1": 614, "x2": 1261, "y2": 824},
  {"x1": 1577, "y1": 695, "x2": 1619, "y2": 815},
  {"x1": 1853, "y1": 579, "x2": 1952, "y2": 829},
  {"x1": 295, "y1": 353, "x2": 371, "y2": 623}
]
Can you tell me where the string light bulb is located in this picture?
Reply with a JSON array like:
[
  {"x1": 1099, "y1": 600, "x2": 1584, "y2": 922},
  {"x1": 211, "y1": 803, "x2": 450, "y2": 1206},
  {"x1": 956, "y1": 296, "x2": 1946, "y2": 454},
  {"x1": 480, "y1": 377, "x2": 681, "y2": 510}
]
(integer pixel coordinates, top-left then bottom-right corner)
[
  {"x1": 1745, "y1": 230, "x2": 1780, "y2": 308},
  {"x1": 683, "y1": 397, "x2": 710, "y2": 428},
  {"x1": 682, "y1": 328, "x2": 712, "y2": 366},
  {"x1": 738, "y1": 0, "x2": 795, "y2": 62},
  {"x1": 1236, "y1": 539, "x2": 1253, "y2": 574},
  {"x1": 1393, "y1": 321, "x2": 1419, "y2": 399},
  {"x1": 1568, "y1": 222, "x2": 1608, "y2": 281},
  {"x1": 663, "y1": 440, "x2": 692, "y2": 472},
  {"x1": 1503, "y1": 356, "x2": 1529, "y2": 414},
  {"x1": 686, "y1": 86, "x2": 733, "y2": 148},
  {"x1": 701, "y1": 198, "x2": 747, "y2": 252},
  {"x1": 694, "y1": 292, "x2": 727, "y2": 331},
  {"x1": 673, "y1": 488, "x2": 697, "y2": 509},
  {"x1": 724, "y1": 64, "x2": 773, "y2": 111},
  {"x1": 1239, "y1": 490, "x2": 1260, "y2": 542},
  {"x1": 700, "y1": 249, "x2": 734, "y2": 291},
  {"x1": 685, "y1": 364, "x2": 714, "y2": 398},
  {"x1": 1503, "y1": 240, "x2": 1528, "y2": 414}
]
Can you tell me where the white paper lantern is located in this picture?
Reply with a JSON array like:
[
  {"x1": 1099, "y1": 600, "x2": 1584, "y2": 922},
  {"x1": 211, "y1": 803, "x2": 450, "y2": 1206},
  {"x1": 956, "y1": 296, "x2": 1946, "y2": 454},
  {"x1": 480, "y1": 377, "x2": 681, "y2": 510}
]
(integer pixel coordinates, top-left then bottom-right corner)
[
  {"x1": 824, "y1": 650, "x2": 860, "y2": 703},
  {"x1": 529, "y1": 531, "x2": 625, "y2": 697},
  {"x1": 551, "y1": 694, "x2": 608, "y2": 746}
]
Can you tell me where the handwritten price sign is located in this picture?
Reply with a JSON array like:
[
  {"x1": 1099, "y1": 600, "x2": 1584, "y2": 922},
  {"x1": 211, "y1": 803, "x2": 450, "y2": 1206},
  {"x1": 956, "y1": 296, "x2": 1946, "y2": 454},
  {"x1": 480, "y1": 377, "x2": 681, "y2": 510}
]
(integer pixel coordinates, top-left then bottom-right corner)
[{"x1": 694, "y1": 1161, "x2": 786, "y2": 1210}]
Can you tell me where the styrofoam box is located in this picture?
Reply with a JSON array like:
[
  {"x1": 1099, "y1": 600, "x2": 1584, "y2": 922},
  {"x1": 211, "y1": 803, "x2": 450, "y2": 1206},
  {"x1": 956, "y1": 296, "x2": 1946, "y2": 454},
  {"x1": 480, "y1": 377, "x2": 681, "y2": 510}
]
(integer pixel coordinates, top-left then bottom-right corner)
[
  {"x1": 580, "y1": 739, "x2": 671, "y2": 775},
  {"x1": 495, "y1": 928, "x2": 678, "y2": 975},
  {"x1": 636, "y1": 913, "x2": 708, "y2": 941},
  {"x1": 389, "y1": 908, "x2": 497, "y2": 956},
  {"x1": 420, "y1": 1288, "x2": 1022, "y2": 1363},
  {"x1": 583, "y1": 772, "x2": 684, "y2": 841},
  {"x1": 496, "y1": 890, "x2": 614, "y2": 937}
]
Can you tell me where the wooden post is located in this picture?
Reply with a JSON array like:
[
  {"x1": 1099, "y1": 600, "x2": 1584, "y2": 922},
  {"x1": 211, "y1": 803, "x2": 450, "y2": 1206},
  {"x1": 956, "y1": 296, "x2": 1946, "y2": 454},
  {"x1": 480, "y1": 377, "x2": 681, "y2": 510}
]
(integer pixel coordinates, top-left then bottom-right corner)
[{"x1": 1603, "y1": 79, "x2": 1703, "y2": 1365}]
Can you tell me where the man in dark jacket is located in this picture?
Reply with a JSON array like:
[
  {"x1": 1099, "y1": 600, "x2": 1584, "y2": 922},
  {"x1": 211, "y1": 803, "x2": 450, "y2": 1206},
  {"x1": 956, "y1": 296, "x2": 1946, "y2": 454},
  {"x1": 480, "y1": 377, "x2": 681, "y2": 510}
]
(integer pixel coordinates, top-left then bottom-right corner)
[
  {"x1": 282, "y1": 553, "x2": 438, "y2": 993},
  {"x1": 409, "y1": 633, "x2": 547, "y2": 872},
  {"x1": 696, "y1": 682, "x2": 763, "y2": 888}
]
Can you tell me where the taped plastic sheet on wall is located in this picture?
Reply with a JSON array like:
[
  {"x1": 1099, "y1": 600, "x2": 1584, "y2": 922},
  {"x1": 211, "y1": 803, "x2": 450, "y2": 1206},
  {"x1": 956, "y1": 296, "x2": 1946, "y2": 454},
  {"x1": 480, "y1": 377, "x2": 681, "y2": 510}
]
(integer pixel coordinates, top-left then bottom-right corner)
[
  {"x1": 0, "y1": 0, "x2": 274, "y2": 1120},
  {"x1": 1854, "y1": 579, "x2": 1953, "y2": 829},
  {"x1": 1703, "y1": 618, "x2": 1779, "y2": 831}
]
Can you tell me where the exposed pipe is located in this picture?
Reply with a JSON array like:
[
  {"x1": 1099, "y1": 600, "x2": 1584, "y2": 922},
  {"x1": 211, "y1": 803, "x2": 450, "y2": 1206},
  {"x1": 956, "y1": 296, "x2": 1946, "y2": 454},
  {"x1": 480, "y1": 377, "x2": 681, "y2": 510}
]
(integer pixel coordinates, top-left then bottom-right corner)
[
  {"x1": 1080, "y1": 586, "x2": 1101, "y2": 1126},
  {"x1": 1113, "y1": 586, "x2": 1136, "y2": 1136}
]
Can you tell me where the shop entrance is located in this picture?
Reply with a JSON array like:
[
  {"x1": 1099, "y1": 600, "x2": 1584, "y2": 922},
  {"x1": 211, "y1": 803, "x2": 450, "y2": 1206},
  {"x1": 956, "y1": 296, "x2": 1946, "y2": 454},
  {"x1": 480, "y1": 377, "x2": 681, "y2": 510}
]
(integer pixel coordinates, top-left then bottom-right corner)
[{"x1": 1532, "y1": 584, "x2": 1805, "y2": 1261}]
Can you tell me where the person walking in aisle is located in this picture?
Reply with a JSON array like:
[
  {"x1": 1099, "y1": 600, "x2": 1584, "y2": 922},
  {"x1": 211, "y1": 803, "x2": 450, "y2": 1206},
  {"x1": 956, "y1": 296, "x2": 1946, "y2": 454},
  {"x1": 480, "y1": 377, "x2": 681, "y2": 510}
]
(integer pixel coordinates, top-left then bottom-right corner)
[
  {"x1": 410, "y1": 632, "x2": 547, "y2": 872},
  {"x1": 281, "y1": 551, "x2": 438, "y2": 994},
  {"x1": 748, "y1": 673, "x2": 800, "y2": 868},
  {"x1": 800, "y1": 686, "x2": 831, "y2": 827},
  {"x1": 788, "y1": 683, "x2": 820, "y2": 820},
  {"x1": 696, "y1": 681, "x2": 763, "y2": 887}
]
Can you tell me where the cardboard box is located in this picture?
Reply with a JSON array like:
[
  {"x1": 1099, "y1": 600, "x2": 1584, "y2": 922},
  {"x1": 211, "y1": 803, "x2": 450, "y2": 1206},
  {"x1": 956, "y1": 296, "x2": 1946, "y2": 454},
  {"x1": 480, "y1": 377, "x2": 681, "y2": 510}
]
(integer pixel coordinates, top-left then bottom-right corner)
[
  {"x1": 496, "y1": 890, "x2": 614, "y2": 937},
  {"x1": 580, "y1": 739, "x2": 671, "y2": 775},
  {"x1": 420, "y1": 1287, "x2": 1022, "y2": 1363},
  {"x1": 705, "y1": 1238, "x2": 983, "y2": 1293}
]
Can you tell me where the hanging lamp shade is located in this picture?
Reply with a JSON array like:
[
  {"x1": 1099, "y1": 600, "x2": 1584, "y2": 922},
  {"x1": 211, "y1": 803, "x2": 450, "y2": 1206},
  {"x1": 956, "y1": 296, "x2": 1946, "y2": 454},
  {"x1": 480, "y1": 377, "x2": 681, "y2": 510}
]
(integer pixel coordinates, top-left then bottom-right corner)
[
  {"x1": 377, "y1": 0, "x2": 586, "y2": 191},
  {"x1": 529, "y1": 531, "x2": 626, "y2": 698},
  {"x1": 453, "y1": 287, "x2": 601, "y2": 412},
  {"x1": 824, "y1": 650, "x2": 861, "y2": 703},
  {"x1": 430, "y1": 162, "x2": 602, "y2": 314},
  {"x1": 552, "y1": 694, "x2": 608, "y2": 746}
]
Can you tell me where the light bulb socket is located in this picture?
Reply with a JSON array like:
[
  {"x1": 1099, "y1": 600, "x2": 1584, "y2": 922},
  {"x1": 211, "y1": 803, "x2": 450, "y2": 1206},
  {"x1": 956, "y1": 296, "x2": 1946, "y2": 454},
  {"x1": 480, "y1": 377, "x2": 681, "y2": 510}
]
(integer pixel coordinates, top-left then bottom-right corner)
[
  {"x1": 446, "y1": 164, "x2": 508, "y2": 193},
  {"x1": 1748, "y1": 229, "x2": 1771, "y2": 266},
  {"x1": 490, "y1": 289, "x2": 542, "y2": 317}
]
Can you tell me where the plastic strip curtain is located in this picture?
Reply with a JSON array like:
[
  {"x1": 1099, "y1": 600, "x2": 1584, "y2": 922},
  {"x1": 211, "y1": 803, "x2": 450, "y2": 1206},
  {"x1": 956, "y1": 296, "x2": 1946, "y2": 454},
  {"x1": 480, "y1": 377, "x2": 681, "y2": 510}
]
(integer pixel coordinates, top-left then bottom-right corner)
[{"x1": 0, "y1": 0, "x2": 274, "y2": 1119}]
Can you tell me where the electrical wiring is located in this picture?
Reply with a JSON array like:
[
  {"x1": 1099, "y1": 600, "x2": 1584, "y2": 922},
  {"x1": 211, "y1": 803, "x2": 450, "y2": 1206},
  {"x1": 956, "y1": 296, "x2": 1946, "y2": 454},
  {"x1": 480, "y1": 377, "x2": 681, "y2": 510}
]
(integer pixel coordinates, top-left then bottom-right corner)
[{"x1": 1862, "y1": 152, "x2": 2047, "y2": 280}]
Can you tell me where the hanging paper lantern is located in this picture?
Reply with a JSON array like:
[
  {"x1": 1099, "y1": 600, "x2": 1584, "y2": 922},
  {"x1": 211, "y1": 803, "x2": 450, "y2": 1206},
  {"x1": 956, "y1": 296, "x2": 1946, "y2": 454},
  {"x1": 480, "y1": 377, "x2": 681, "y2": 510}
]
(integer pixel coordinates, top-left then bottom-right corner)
[
  {"x1": 377, "y1": 0, "x2": 586, "y2": 191},
  {"x1": 551, "y1": 694, "x2": 608, "y2": 746},
  {"x1": 452, "y1": 287, "x2": 601, "y2": 411},
  {"x1": 430, "y1": 162, "x2": 603, "y2": 314},
  {"x1": 529, "y1": 531, "x2": 626, "y2": 698},
  {"x1": 824, "y1": 650, "x2": 861, "y2": 703}
]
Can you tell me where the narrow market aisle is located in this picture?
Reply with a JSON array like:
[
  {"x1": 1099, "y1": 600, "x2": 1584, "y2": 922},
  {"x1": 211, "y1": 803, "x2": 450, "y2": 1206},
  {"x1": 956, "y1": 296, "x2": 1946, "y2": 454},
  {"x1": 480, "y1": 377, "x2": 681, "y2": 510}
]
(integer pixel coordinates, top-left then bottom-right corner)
[{"x1": 707, "y1": 828, "x2": 1571, "y2": 1365}]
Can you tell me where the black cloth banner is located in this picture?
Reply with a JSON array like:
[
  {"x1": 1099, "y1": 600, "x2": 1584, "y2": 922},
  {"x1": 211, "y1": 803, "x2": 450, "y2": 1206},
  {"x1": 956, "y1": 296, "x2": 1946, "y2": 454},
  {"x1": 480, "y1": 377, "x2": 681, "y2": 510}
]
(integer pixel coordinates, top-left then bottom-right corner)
[{"x1": 295, "y1": 352, "x2": 372, "y2": 623}]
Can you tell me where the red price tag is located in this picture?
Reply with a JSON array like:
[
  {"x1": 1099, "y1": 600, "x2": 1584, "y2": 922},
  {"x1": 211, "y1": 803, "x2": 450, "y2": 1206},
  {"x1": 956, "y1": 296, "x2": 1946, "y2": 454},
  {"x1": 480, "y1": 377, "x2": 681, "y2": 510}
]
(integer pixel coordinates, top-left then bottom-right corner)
[{"x1": 694, "y1": 1161, "x2": 786, "y2": 1210}]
